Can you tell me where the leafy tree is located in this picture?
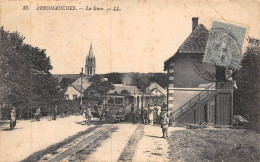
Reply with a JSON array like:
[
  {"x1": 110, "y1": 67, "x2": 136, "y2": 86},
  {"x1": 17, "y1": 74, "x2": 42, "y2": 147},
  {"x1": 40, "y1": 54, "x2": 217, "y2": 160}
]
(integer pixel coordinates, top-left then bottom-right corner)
[
  {"x1": 59, "y1": 78, "x2": 75, "y2": 90},
  {"x1": 84, "y1": 75, "x2": 115, "y2": 103},
  {"x1": 120, "y1": 89, "x2": 130, "y2": 95},
  {"x1": 233, "y1": 37, "x2": 260, "y2": 131},
  {"x1": 0, "y1": 27, "x2": 59, "y2": 118}
]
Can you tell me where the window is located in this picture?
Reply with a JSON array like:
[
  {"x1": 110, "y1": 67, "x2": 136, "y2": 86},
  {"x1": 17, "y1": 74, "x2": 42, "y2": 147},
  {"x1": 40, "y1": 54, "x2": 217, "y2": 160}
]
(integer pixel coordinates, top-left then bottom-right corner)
[
  {"x1": 115, "y1": 98, "x2": 123, "y2": 105},
  {"x1": 65, "y1": 94, "x2": 69, "y2": 99},
  {"x1": 107, "y1": 98, "x2": 114, "y2": 104},
  {"x1": 73, "y1": 94, "x2": 77, "y2": 99}
]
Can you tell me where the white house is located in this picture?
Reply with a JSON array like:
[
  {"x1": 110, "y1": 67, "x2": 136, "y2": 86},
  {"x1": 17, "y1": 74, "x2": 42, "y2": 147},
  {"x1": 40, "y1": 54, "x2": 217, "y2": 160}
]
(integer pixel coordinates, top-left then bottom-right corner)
[
  {"x1": 64, "y1": 77, "x2": 90, "y2": 100},
  {"x1": 145, "y1": 82, "x2": 167, "y2": 96}
]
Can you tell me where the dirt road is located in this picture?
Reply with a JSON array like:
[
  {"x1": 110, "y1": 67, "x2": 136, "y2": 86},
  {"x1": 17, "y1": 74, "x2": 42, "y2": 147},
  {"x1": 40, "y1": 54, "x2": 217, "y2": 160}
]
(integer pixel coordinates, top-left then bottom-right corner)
[{"x1": 2, "y1": 116, "x2": 183, "y2": 162}]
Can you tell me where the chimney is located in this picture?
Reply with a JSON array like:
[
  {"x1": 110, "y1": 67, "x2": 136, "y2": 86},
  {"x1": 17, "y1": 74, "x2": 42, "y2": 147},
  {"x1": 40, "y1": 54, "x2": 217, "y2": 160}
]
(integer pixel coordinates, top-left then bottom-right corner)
[{"x1": 192, "y1": 17, "x2": 199, "y2": 31}]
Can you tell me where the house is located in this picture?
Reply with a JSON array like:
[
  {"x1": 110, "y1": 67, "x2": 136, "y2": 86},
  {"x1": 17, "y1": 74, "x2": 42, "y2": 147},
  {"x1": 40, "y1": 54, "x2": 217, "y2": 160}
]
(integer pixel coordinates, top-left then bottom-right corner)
[
  {"x1": 164, "y1": 17, "x2": 233, "y2": 126},
  {"x1": 64, "y1": 76, "x2": 90, "y2": 100},
  {"x1": 145, "y1": 82, "x2": 167, "y2": 104},
  {"x1": 164, "y1": 17, "x2": 215, "y2": 113},
  {"x1": 145, "y1": 82, "x2": 167, "y2": 96},
  {"x1": 64, "y1": 42, "x2": 96, "y2": 100}
]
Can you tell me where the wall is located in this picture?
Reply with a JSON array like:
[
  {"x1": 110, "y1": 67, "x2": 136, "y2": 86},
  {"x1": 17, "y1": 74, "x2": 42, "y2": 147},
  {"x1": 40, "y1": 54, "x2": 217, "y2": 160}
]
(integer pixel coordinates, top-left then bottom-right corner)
[
  {"x1": 167, "y1": 53, "x2": 215, "y2": 113},
  {"x1": 171, "y1": 54, "x2": 215, "y2": 88},
  {"x1": 64, "y1": 86, "x2": 81, "y2": 100}
]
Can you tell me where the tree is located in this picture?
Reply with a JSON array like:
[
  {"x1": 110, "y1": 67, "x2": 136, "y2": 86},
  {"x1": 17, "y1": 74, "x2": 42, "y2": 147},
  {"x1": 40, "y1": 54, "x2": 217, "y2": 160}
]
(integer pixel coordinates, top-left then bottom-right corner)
[
  {"x1": 120, "y1": 89, "x2": 130, "y2": 95},
  {"x1": 84, "y1": 75, "x2": 115, "y2": 103},
  {"x1": 59, "y1": 78, "x2": 75, "y2": 90},
  {"x1": 233, "y1": 37, "x2": 260, "y2": 132},
  {"x1": 0, "y1": 27, "x2": 59, "y2": 118}
]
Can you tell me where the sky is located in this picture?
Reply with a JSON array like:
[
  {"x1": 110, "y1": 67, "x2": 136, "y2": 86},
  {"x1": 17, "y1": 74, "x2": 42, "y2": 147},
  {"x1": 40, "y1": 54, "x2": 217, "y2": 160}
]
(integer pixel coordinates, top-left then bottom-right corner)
[{"x1": 1, "y1": 0, "x2": 259, "y2": 74}]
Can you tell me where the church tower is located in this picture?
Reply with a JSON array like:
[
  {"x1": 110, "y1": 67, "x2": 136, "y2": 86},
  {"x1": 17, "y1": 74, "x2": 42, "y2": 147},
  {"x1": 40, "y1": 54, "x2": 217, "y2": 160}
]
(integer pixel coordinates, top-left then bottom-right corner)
[{"x1": 85, "y1": 42, "x2": 96, "y2": 76}]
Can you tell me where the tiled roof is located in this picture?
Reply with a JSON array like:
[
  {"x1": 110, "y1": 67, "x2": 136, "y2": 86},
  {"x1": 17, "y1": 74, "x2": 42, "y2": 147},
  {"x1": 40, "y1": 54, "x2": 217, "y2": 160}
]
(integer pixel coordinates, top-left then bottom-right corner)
[
  {"x1": 70, "y1": 76, "x2": 90, "y2": 92},
  {"x1": 178, "y1": 24, "x2": 209, "y2": 53},
  {"x1": 164, "y1": 24, "x2": 209, "y2": 70}
]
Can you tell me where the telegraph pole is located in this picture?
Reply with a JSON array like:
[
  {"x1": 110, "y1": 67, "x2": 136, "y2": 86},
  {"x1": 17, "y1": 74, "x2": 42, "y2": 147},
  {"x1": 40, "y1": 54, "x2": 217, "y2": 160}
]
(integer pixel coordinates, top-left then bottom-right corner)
[{"x1": 80, "y1": 68, "x2": 83, "y2": 108}]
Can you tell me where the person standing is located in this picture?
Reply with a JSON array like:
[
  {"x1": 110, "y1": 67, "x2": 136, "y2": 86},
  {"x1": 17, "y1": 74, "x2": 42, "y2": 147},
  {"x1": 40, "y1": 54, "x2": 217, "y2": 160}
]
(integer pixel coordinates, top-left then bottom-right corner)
[
  {"x1": 82, "y1": 109, "x2": 87, "y2": 125},
  {"x1": 161, "y1": 112, "x2": 169, "y2": 138},
  {"x1": 53, "y1": 106, "x2": 58, "y2": 120},
  {"x1": 35, "y1": 107, "x2": 41, "y2": 121},
  {"x1": 139, "y1": 107, "x2": 143, "y2": 124},
  {"x1": 149, "y1": 105, "x2": 154, "y2": 125},
  {"x1": 87, "y1": 105, "x2": 92, "y2": 126},
  {"x1": 143, "y1": 107, "x2": 148, "y2": 124},
  {"x1": 10, "y1": 107, "x2": 16, "y2": 130}
]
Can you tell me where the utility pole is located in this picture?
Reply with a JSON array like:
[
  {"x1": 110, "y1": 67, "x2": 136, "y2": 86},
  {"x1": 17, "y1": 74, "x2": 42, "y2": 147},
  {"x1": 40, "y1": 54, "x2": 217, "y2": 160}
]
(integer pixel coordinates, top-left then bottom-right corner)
[{"x1": 80, "y1": 68, "x2": 83, "y2": 108}]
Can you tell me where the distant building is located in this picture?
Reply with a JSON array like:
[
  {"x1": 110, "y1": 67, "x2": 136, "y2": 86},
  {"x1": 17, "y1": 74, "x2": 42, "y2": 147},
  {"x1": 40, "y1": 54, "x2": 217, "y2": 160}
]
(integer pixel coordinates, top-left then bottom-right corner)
[
  {"x1": 145, "y1": 82, "x2": 167, "y2": 96},
  {"x1": 64, "y1": 77, "x2": 90, "y2": 100},
  {"x1": 64, "y1": 42, "x2": 95, "y2": 100},
  {"x1": 85, "y1": 42, "x2": 96, "y2": 76},
  {"x1": 108, "y1": 84, "x2": 143, "y2": 95},
  {"x1": 145, "y1": 82, "x2": 167, "y2": 105}
]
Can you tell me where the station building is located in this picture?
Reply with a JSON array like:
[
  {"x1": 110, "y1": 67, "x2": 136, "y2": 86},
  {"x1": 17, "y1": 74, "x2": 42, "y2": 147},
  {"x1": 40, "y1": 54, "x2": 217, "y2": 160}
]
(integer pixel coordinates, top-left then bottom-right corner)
[{"x1": 164, "y1": 17, "x2": 233, "y2": 125}]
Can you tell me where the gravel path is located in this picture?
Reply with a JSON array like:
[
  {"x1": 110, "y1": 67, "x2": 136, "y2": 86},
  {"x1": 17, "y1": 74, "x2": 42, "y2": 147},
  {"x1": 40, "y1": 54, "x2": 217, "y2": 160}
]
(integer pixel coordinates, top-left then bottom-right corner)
[
  {"x1": 118, "y1": 124, "x2": 145, "y2": 161},
  {"x1": 133, "y1": 125, "x2": 186, "y2": 162},
  {"x1": 133, "y1": 125, "x2": 169, "y2": 162},
  {"x1": 0, "y1": 116, "x2": 96, "y2": 162},
  {"x1": 86, "y1": 123, "x2": 139, "y2": 162}
]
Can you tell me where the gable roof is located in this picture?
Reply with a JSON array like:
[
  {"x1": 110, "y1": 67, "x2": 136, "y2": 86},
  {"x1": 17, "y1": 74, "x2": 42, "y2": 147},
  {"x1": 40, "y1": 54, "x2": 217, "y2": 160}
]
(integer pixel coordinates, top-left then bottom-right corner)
[
  {"x1": 145, "y1": 82, "x2": 167, "y2": 95},
  {"x1": 178, "y1": 24, "x2": 209, "y2": 53},
  {"x1": 164, "y1": 24, "x2": 209, "y2": 70},
  {"x1": 69, "y1": 76, "x2": 90, "y2": 92}
]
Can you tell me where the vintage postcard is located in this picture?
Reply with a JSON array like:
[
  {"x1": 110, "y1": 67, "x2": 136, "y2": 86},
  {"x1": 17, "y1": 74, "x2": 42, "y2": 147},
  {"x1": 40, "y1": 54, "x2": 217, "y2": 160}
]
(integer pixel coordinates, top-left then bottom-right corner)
[{"x1": 0, "y1": 0, "x2": 259, "y2": 162}]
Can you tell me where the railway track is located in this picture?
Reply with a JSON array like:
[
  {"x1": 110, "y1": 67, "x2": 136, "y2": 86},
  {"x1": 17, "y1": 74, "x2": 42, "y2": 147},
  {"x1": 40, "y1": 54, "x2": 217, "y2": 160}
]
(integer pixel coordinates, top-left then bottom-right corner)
[
  {"x1": 21, "y1": 124, "x2": 118, "y2": 162},
  {"x1": 118, "y1": 124, "x2": 145, "y2": 161},
  {"x1": 45, "y1": 125, "x2": 117, "y2": 162},
  {"x1": 23, "y1": 123, "x2": 146, "y2": 162}
]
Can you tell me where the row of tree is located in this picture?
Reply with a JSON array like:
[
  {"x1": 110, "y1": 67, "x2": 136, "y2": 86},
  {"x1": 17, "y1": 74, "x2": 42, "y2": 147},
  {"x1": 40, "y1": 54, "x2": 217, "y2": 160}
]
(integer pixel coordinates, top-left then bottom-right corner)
[{"x1": 0, "y1": 27, "x2": 60, "y2": 119}]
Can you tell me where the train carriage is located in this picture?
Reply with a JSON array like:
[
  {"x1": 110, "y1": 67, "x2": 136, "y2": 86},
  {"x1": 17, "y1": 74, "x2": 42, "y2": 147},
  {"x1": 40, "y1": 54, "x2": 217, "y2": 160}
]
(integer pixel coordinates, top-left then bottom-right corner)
[{"x1": 104, "y1": 94, "x2": 142, "y2": 122}]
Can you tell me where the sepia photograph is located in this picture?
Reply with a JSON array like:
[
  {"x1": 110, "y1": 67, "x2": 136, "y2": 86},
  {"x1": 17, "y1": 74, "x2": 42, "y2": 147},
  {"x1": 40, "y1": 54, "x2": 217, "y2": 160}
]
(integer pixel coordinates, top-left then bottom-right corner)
[{"x1": 0, "y1": 0, "x2": 259, "y2": 161}]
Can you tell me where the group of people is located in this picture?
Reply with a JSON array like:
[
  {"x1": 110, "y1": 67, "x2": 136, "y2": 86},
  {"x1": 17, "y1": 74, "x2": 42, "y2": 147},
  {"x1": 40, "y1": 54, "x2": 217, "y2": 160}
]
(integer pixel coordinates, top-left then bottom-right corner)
[
  {"x1": 34, "y1": 106, "x2": 59, "y2": 121},
  {"x1": 131, "y1": 104, "x2": 170, "y2": 125},
  {"x1": 131, "y1": 104, "x2": 173, "y2": 138}
]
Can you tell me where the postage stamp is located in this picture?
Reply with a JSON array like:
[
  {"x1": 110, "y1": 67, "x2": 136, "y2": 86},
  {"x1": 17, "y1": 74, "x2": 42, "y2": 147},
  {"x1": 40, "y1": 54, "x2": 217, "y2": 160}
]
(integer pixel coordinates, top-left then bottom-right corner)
[{"x1": 204, "y1": 20, "x2": 247, "y2": 70}]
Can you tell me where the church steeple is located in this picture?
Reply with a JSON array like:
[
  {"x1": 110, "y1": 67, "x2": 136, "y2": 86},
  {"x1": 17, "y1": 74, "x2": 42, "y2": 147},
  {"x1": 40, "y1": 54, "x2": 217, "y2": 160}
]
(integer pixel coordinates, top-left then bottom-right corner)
[
  {"x1": 85, "y1": 41, "x2": 96, "y2": 76},
  {"x1": 88, "y1": 41, "x2": 93, "y2": 57}
]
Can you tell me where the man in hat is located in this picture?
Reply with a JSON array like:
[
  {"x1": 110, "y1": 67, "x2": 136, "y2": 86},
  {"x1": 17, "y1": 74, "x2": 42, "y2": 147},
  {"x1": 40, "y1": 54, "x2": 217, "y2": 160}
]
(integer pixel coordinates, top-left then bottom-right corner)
[{"x1": 161, "y1": 112, "x2": 169, "y2": 138}]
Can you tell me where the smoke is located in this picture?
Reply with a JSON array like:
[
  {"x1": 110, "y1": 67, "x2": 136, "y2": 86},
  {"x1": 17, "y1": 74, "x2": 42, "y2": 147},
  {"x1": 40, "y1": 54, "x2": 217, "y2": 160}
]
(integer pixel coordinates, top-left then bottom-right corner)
[{"x1": 121, "y1": 74, "x2": 133, "y2": 86}]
